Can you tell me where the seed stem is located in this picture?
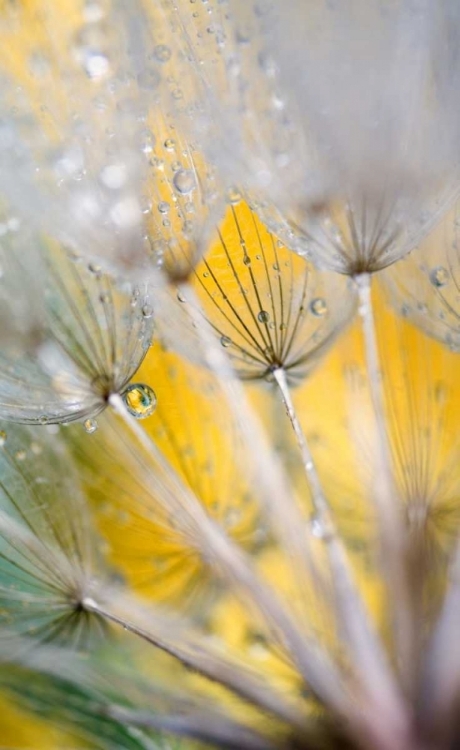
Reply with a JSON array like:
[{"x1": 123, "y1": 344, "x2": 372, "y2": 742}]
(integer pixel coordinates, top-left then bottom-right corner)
[
  {"x1": 108, "y1": 391, "x2": 351, "y2": 718},
  {"x1": 81, "y1": 594, "x2": 305, "y2": 731},
  {"x1": 355, "y1": 272, "x2": 415, "y2": 695},
  {"x1": 273, "y1": 366, "x2": 408, "y2": 740}
]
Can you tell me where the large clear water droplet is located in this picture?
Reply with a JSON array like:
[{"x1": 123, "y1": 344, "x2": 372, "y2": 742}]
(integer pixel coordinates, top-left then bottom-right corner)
[
  {"x1": 122, "y1": 383, "x2": 157, "y2": 419},
  {"x1": 258, "y1": 310, "x2": 270, "y2": 323}
]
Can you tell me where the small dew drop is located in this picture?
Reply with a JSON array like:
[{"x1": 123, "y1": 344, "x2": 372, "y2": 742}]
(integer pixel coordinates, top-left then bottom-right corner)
[
  {"x1": 309, "y1": 515, "x2": 325, "y2": 539},
  {"x1": 122, "y1": 383, "x2": 157, "y2": 419},
  {"x1": 173, "y1": 169, "x2": 196, "y2": 195},
  {"x1": 84, "y1": 418, "x2": 98, "y2": 434},
  {"x1": 177, "y1": 290, "x2": 187, "y2": 303},
  {"x1": 220, "y1": 335, "x2": 232, "y2": 348},
  {"x1": 0, "y1": 431, "x2": 6, "y2": 447},
  {"x1": 154, "y1": 44, "x2": 171, "y2": 62},
  {"x1": 158, "y1": 201, "x2": 170, "y2": 214},
  {"x1": 430, "y1": 266, "x2": 449, "y2": 288},
  {"x1": 164, "y1": 138, "x2": 176, "y2": 151},
  {"x1": 142, "y1": 303, "x2": 154, "y2": 319},
  {"x1": 258, "y1": 310, "x2": 270, "y2": 324},
  {"x1": 310, "y1": 297, "x2": 327, "y2": 317}
]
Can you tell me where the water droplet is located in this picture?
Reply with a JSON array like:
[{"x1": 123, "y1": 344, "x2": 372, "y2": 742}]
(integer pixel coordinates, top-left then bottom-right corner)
[
  {"x1": 258, "y1": 310, "x2": 270, "y2": 323},
  {"x1": 220, "y1": 335, "x2": 232, "y2": 348},
  {"x1": 158, "y1": 201, "x2": 170, "y2": 214},
  {"x1": 430, "y1": 266, "x2": 449, "y2": 288},
  {"x1": 310, "y1": 298, "x2": 327, "y2": 317},
  {"x1": 226, "y1": 187, "x2": 242, "y2": 204},
  {"x1": 15, "y1": 450, "x2": 26, "y2": 461},
  {"x1": 173, "y1": 169, "x2": 196, "y2": 195},
  {"x1": 84, "y1": 418, "x2": 98, "y2": 434},
  {"x1": 154, "y1": 44, "x2": 171, "y2": 62},
  {"x1": 0, "y1": 431, "x2": 6, "y2": 447},
  {"x1": 177, "y1": 290, "x2": 187, "y2": 302},
  {"x1": 164, "y1": 138, "x2": 175, "y2": 151},
  {"x1": 243, "y1": 255, "x2": 251, "y2": 266},
  {"x1": 142, "y1": 303, "x2": 153, "y2": 318},
  {"x1": 88, "y1": 262, "x2": 102, "y2": 275},
  {"x1": 122, "y1": 383, "x2": 157, "y2": 419}
]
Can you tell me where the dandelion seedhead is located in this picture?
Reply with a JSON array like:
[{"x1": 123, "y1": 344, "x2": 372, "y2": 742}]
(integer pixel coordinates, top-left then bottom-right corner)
[
  {"x1": 0, "y1": 232, "x2": 154, "y2": 424},
  {"x1": 164, "y1": 0, "x2": 460, "y2": 275},
  {"x1": 5, "y1": 3, "x2": 460, "y2": 750}
]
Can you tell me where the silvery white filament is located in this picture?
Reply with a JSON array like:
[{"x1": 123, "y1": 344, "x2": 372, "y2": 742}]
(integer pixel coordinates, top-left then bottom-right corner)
[
  {"x1": 0, "y1": 224, "x2": 154, "y2": 424},
  {"x1": 164, "y1": 0, "x2": 460, "y2": 273}
]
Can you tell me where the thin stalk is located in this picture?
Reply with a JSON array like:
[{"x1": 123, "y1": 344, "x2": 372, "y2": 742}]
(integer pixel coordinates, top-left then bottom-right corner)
[
  {"x1": 175, "y1": 281, "x2": 322, "y2": 611},
  {"x1": 273, "y1": 367, "x2": 409, "y2": 744},
  {"x1": 105, "y1": 705, "x2": 277, "y2": 750},
  {"x1": 355, "y1": 272, "x2": 415, "y2": 695},
  {"x1": 82, "y1": 593, "x2": 304, "y2": 731},
  {"x1": 272, "y1": 367, "x2": 329, "y2": 520},
  {"x1": 108, "y1": 392, "x2": 351, "y2": 718},
  {"x1": 167, "y1": 280, "x2": 415, "y2": 748}
]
